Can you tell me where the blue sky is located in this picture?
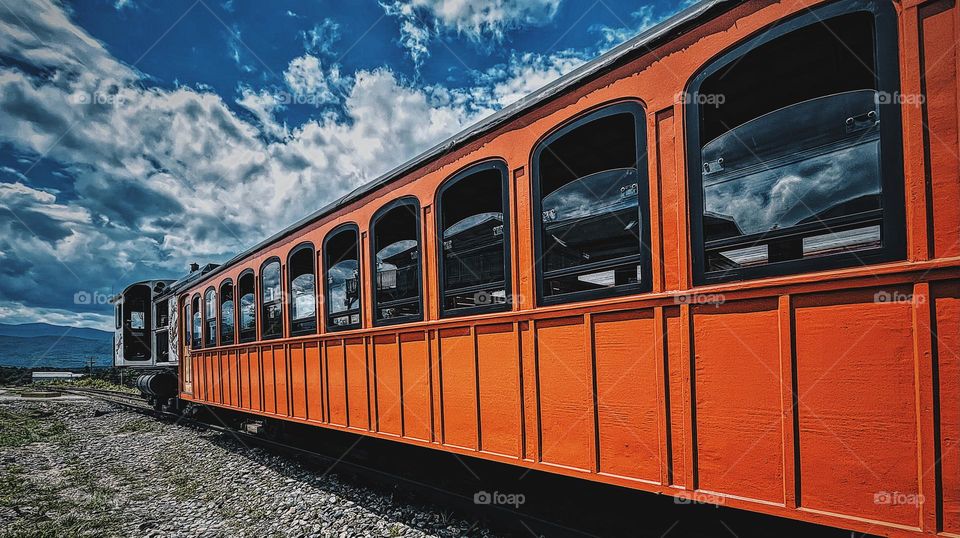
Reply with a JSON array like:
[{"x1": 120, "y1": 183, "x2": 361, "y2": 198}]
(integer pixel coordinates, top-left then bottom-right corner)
[{"x1": 0, "y1": 0, "x2": 688, "y2": 329}]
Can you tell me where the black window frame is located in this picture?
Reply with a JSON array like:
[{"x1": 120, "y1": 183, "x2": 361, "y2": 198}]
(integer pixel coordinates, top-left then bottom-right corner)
[
  {"x1": 260, "y1": 257, "x2": 284, "y2": 340},
  {"x1": 322, "y1": 223, "x2": 363, "y2": 332},
  {"x1": 190, "y1": 294, "x2": 202, "y2": 350},
  {"x1": 237, "y1": 269, "x2": 257, "y2": 343},
  {"x1": 203, "y1": 287, "x2": 217, "y2": 348},
  {"x1": 370, "y1": 196, "x2": 424, "y2": 327},
  {"x1": 219, "y1": 278, "x2": 235, "y2": 346},
  {"x1": 288, "y1": 242, "x2": 318, "y2": 337},
  {"x1": 685, "y1": 0, "x2": 905, "y2": 285},
  {"x1": 531, "y1": 100, "x2": 653, "y2": 306},
  {"x1": 435, "y1": 159, "x2": 512, "y2": 318}
]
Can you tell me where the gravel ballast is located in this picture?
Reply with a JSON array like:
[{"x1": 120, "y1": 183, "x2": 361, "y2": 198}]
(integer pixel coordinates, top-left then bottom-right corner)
[{"x1": 0, "y1": 398, "x2": 500, "y2": 538}]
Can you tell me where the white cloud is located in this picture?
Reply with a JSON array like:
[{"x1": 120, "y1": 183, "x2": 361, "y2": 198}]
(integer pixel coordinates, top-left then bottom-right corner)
[
  {"x1": 301, "y1": 19, "x2": 341, "y2": 55},
  {"x1": 591, "y1": 5, "x2": 675, "y2": 51},
  {"x1": 0, "y1": 0, "x2": 589, "y2": 329},
  {"x1": 381, "y1": 0, "x2": 562, "y2": 64},
  {"x1": 283, "y1": 54, "x2": 343, "y2": 106}
]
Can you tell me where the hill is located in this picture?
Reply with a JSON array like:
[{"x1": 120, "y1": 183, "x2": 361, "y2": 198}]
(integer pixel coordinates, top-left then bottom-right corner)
[{"x1": 0, "y1": 323, "x2": 113, "y2": 368}]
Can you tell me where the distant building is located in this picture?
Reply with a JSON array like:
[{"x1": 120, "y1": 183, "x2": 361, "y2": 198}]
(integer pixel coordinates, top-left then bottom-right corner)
[{"x1": 31, "y1": 372, "x2": 85, "y2": 383}]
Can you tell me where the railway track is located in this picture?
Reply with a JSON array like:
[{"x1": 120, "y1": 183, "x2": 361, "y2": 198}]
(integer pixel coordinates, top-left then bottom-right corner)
[{"x1": 62, "y1": 388, "x2": 873, "y2": 538}]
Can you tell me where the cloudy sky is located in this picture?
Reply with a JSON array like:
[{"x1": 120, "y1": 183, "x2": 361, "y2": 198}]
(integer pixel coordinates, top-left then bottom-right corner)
[{"x1": 0, "y1": 0, "x2": 688, "y2": 330}]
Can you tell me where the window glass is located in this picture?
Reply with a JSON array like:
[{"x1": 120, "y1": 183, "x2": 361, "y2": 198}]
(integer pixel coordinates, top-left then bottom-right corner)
[
  {"x1": 289, "y1": 246, "x2": 317, "y2": 335},
  {"x1": 261, "y1": 260, "x2": 283, "y2": 339},
  {"x1": 191, "y1": 296, "x2": 201, "y2": 349},
  {"x1": 325, "y1": 227, "x2": 361, "y2": 330},
  {"x1": 220, "y1": 281, "x2": 234, "y2": 345},
  {"x1": 204, "y1": 289, "x2": 216, "y2": 347},
  {"x1": 690, "y1": 9, "x2": 903, "y2": 282},
  {"x1": 372, "y1": 201, "x2": 422, "y2": 324},
  {"x1": 238, "y1": 272, "x2": 256, "y2": 342},
  {"x1": 535, "y1": 109, "x2": 647, "y2": 302},
  {"x1": 439, "y1": 165, "x2": 509, "y2": 315}
]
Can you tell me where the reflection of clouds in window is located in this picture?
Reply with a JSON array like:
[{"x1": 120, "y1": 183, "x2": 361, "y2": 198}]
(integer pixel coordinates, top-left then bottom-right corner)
[
  {"x1": 221, "y1": 301, "x2": 234, "y2": 329},
  {"x1": 542, "y1": 168, "x2": 638, "y2": 223},
  {"x1": 205, "y1": 291, "x2": 216, "y2": 317},
  {"x1": 377, "y1": 239, "x2": 417, "y2": 263},
  {"x1": 444, "y1": 212, "x2": 503, "y2": 238},
  {"x1": 705, "y1": 141, "x2": 880, "y2": 237},
  {"x1": 328, "y1": 260, "x2": 359, "y2": 314},
  {"x1": 291, "y1": 274, "x2": 315, "y2": 320},
  {"x1": 262, "y1": 262, "x2": 281, "y2": 301},
  {"x1": 240, "y1": 294, "x2": 255, "y2": 329}
]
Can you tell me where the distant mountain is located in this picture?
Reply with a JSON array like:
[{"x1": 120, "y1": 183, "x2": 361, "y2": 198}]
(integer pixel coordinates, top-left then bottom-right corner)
[
  {"x1": 0, "y1": 322, "x2": 112, "y2": 341},
  {"x1": 0, "y1": 323, "x2": 113, "y2": 369}
]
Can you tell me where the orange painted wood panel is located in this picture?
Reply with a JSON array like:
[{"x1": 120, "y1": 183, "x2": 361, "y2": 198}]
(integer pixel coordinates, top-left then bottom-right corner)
[
  {"x1": 536, "y1": 317, "x2": 593, "y2": 471},
  {"x1": 794, "y1": 289, "x2": 919, "y2": 526},
  {"x1": 655, "y1": 108, "x2": 681, "y2": 291},
  {"x1": 400, "y1": 332, "x2": 432, "y2": 441},
  {"x1": 238, "y1": 349, "x2": 249, "y2": 409},
  {"x1": 594, "y1": 310, "x2": 661, "y2": 482},
  {"x1": 210, "y1": 354, "x2": 220, "y2": 404},
  {"x1": 261, "y1": 346, "x2": 276, "y2": 414},
  {"x1": 439, "y1": 327, "x2": 478, "y2": 450},
  {"x1": 934, "y1": 281, "x2": 960, "y2": 534},
  {"x1": 305, "y1": 342, "x2": 322, "y2": 422},
  {"x1": 325, "y1": 341, "x2": 347, "y2": 426},
  {"x1": 520, "y1": 321, "x2": 537, "y2": 461},
  {"x1": 920, "y1": 1, "x2": 960, "y2": 259},
  {"x1": 345, "y1": 338, "x2": 369, "y2": 429},
  {"x1": 665, "y1": 308, "x2": 685, "y2": 487},
  {"x1": 249, "y1": 347, "x2": 262, "y2": 412},
  {"x1": 693, "y1": 299, "x2": 784, "y2": 504},
  {"x1": 273, "y1": 346, "x2": 289, "y2": 416},
  {"x1": 290, "y1": 345, "x2": 307, "y2": 419},
  {"x1": 374, "y1": 335, "x2": 402, "y2": 435},
  {"x1": 219, "y1": 352, "x2": 229, "y2": 404},
  {"x1": 476, "y1": 323, "x2": 521, "y2": 458}
]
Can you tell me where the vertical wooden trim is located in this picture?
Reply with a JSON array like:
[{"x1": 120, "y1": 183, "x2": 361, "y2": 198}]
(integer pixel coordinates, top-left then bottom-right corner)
[
  {"x1": 372, "y1": 336, "x2": 380, "y2": 432},
  {"x1": 587, "y1": 313, "x2": 600, "y2": 473},
  {"x1": 515, "y1": 321, "x2": 526, "y2": 460},
  {"x1": 533, "y1": 318, "x2": 543, "y2": 463},
  {"x1": 672, "y1": 102, "x2": 692, "y2": 290},
  {"x1": 912, "y1": 282, "x2": 938, "y2": 532},
  {"x1": 365, "y1": 336, "x2": 374, "y2": 430},
  {"x1": 422, "y1": 205, "x2": 434, "y2": 321},
  {"x1": 778, "y1": 294, "x2": 798, "y2": 509},
  {"x1": 679, "y1": 303, "x2": 696, "y2": 489},
  {"x1": 428, "y1": 329, "x2": 438, "y2": 443},
  {"x1": 435, "y1": 329, "x2": 446, "y2": 444},
  {"x1": 397, "y1": 334, "x2": 406, "y2": 437},
  {"x1": 648, "y1": 112, "x2": 665, "y2": 293},
  {"x1": 472, "y1": 325, "x2": 482, "y2": 451},
  {"x1": 902, "y1": 2, "x2": 931, "y2": 261},
  {"x1": 654, "y1": 306, "x2": 671, "y2": 486}
]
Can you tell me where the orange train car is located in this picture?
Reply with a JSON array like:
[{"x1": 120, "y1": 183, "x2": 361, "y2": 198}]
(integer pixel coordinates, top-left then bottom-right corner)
[{"x1": 173, "y1": 1, "x2": 960, "y2": 536}]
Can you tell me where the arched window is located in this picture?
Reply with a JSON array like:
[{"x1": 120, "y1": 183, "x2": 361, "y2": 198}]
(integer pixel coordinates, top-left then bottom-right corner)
[
  {"x1": 260, "y1": 259, "x2": 283, "y2": 339},
  {"x1": 288, "y1": 243, "x2": 317, "y2": 336},
  {"x1": 532, "y1": 102, "x2": 651, "y2": 305},
  {"x1": 219, "y1": 279, "x2": 234, "y2": 345},
  {"x1": 686, "y1": 0, "x2": 904, "y2": 284},
  {"x1": 238, "y1": 270, "x2": 256, "y2": 343},
  {"x1": 190, "y1": 294, "x2": 201, "y2": 349},
  {"x1": 371, "y1": 198, "x2": 422, "y2": 325},
  {"x1": 204, "y1": 288, "x2": 216, "y2": 347},
  {"x1": 436, "y1": 161, "x2": 511, "y2": 317},
  {"x1": 323, "y1": 224, "x2": 361, "y2": 331}
]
